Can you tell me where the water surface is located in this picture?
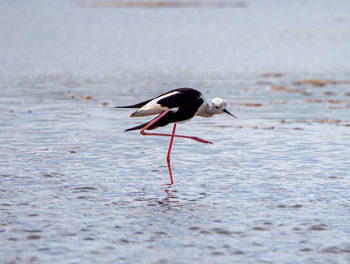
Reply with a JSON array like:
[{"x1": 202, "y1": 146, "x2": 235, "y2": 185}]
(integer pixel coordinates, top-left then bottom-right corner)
[{"x1": 1, "y1": 0, "x2": 350, "y2": 263}]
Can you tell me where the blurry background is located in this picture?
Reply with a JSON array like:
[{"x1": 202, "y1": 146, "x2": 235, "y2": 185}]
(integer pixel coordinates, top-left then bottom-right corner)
[{"x1": 1, "y1": 0, "x2": 350, "y2": 82}]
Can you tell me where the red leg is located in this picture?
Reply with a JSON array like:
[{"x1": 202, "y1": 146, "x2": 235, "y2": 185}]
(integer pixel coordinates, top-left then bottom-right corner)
[
  {"x1": 139, "y1": 110, "x2": 212, "y2": 144},
  {"x1": 166, "y1": 123, "x2": 176, "y2": 185}
]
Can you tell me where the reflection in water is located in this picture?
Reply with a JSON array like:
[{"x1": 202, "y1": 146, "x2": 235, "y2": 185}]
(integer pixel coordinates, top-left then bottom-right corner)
[{"x1": 161, "y1": 189, "x2": 178, "y2": 204}]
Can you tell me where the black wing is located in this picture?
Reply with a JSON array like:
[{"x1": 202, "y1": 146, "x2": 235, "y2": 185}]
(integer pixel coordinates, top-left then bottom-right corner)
[
  {"x1": 115, "y1": 88, "x2": 201, "y2": 109},
  {"x1": 157, "y1": 88, "x2": 202, "y2": 108}
]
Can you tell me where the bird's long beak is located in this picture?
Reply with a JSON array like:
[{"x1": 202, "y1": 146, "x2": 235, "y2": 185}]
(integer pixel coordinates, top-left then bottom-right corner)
[{"x1": 223, "y1": 109, "x2": 237, "y2": 118}]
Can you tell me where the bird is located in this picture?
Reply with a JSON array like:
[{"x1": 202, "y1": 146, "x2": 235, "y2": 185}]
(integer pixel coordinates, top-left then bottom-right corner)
[{"x1": 116, "y1": 87, "x2": 236, "y2": 185}]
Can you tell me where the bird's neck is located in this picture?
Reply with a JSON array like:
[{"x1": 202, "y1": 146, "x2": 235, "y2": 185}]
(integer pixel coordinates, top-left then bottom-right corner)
[{"x1": 197, "y1": 103, "x2": 215, "y2": 117}]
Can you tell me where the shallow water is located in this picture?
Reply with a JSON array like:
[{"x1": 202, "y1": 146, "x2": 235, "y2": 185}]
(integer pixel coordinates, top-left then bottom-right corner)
[{"x1": 1, "y1": 0, "x2": 350, "y2": 263}]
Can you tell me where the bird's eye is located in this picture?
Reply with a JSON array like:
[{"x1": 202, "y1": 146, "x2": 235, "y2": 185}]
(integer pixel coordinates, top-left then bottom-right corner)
[{"x1": 215, "y1": 106, "x2": 219, "y2": 108}]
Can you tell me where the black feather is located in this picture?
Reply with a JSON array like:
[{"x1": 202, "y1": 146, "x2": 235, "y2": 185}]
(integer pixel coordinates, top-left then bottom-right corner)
[
  {"x1": 114, "y1": 98, "x2": 152, "y2": 109},
  {"x1": 157, "y1": 88, "x2": 202, "y2": 108},
  {"x1": 121, "y1": 88, "x2": 205, "y2": 132},
  {"x1": 124, "y1": 97, "x2": 204, "y2": 132},
  {"x1": 124, "y1": 122, "x2": 150, "y2": 132}
]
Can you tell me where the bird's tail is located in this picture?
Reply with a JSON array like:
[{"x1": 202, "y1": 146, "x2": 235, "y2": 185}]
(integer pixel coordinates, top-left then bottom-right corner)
[
  {"x1": 114, "y1": 98, "x2": 152, "y2": 109},
  {"x1": 124, "y1": 121, "x2": 150, "y2": 132}
]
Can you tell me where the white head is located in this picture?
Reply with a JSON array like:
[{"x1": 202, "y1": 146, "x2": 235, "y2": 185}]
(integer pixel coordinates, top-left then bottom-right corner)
[{"x1": 211, "y1": 97, "x2": 236, "y2": 118}]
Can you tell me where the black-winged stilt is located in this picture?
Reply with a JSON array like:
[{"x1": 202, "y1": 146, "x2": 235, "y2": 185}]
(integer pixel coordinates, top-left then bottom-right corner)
[{"x1": 116, "y1": 88, "x2": 236, "y2": 185}]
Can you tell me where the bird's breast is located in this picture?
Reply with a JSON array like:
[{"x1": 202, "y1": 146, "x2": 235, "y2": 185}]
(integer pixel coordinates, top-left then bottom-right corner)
[{"x1": 196, "y1": 99, "x2": 211, "y2": 117}]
